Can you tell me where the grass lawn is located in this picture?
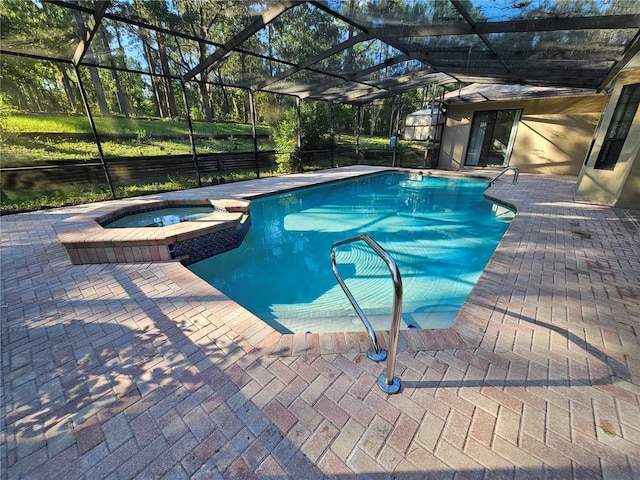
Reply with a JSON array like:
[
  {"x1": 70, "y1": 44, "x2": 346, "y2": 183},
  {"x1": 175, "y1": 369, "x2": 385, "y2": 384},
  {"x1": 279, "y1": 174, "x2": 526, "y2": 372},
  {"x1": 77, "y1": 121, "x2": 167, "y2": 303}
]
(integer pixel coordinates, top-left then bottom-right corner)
[
  {"x1": 1, "y1": 114, "x2": 274, "y2": 166},
  {"x1": 2, "y1": 136, "x2": 270, "y2": 166},
  {"x1": 4, "y1": 114, "x2": 271, "y2": 136},
  {"x1": 0, "y1": 114, "x2": 429, "y2": 214}
]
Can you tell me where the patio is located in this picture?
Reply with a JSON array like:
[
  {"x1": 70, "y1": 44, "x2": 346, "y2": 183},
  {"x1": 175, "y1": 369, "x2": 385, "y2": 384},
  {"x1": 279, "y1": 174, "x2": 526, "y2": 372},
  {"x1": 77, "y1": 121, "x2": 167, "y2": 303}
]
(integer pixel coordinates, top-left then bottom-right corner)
[{"x1": 1, "y1": 167, "x2": 639, "y2": 479}]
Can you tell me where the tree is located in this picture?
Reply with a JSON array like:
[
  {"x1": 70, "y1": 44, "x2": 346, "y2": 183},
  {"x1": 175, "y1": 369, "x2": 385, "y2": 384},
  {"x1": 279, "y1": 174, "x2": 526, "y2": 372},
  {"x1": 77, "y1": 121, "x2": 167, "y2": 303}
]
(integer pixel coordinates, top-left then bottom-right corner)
[
  {"x1": 0, "y1": 0, "x2": 81, "y2": 113},
  {"x1": 112, "y1": 0, "x2": 175, "y2": 119},
  {"x1": 174, "y1": 0, "x2": 257, "y2": 122},
  {"x1": 274, "y1": 100, "x2": 333, "y2": 172},
  {"x1": 137, "y1": 0, "x2": 182, "y2": 118},
  {"x1": 69, "y1": 1, "x2": 110, "y2": 117},
  {"x1": 270, "y1": 3, "x2": 340, "y2": 63},
  {"x1": 97, "y1": 25, "x2": 132, "y2": 117}
]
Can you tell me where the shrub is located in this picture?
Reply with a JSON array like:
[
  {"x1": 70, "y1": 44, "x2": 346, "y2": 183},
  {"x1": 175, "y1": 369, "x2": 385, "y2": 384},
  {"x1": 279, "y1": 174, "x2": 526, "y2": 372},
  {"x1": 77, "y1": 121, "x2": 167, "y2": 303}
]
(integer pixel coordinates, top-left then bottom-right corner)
[
  {"x1": 0, "y1": 94, "x2": 17, "y2": 145},
  {"x1": 273, "y1": 101, "x2": 333, "y2": 172}
]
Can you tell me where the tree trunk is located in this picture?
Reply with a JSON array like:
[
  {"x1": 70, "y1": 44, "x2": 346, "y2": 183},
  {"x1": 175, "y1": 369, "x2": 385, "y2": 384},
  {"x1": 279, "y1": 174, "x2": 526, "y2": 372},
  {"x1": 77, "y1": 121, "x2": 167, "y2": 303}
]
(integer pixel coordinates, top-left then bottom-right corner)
[
  {"x1": 221, "y1": 85, "x2": 230, "y2": 118},
  {"x1": 370, "y1": 105, "x2": 380, "y2": 136},
  {"x1": 197, "y1": 41, "x2": 213, "y2": 122},
  {"x1": 70, "y1": 5, "x2": 110, "y2": 117},
  {"x1": 28, "y1": 85, "x2": 43, "y2": 112},
  {"x1": 243, "y1": 91, "x2": 250, "y2": 124},
  {"x1": 142, "y1": 37, "x2": 164, "y2": 118},
  {"x1": 240, "y1": 55, "x2": 249, "y2": 123},
  {"x1": 113, "y1": 28, "x2": 134, "y2": 116},
  {"x1": 345, "y1": 0, "x2": 357, "y2": 72},
  {"x1": 216, "y1": 75, "x2": 231, "y2": 118},
  {"x1": 99, "y1": 31, "x2": 131, "y2": 117},
  {"x1": 157, "y1": 34, "x2": 178, "y2": 118},
  {"x1": 388, "y1": 106, "x2": 396, "y2": 138},
  {"x1": 59, "y1": 65, "x2": 78, "y2": 112},
  {"x1": 231, "y1": 94, "x2": 239, "y2": 121},
  {"x1": 12, "y1": 81, "x2": 27, "y2": 110},
  {"x1": 88, "y1": 66, "x2": 110, "y2": 117},
  {"x1": 198, "y1": 77, "x2": 212, "y2": 122},
  {"x1": 267, "y1": 24, "x2": 276, "y2": 76}
]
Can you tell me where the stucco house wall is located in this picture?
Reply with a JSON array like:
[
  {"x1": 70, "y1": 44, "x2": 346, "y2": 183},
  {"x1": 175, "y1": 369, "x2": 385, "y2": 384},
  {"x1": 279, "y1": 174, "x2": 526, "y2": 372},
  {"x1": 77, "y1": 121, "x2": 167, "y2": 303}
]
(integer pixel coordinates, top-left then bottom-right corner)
[
  {"x1": 575, "y1": 58, "x2": 640, "y2": 209},
  {"x1": 438, "y1": 94, "x2": 605, "y2": 175}
]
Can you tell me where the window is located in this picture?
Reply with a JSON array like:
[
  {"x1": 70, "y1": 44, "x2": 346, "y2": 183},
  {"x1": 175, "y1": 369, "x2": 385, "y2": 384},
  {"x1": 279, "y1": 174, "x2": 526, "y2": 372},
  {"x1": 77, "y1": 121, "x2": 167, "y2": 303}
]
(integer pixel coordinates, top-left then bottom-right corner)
[
  {"x1": 594, "y1": 83, "x2": 640, "y2": 170},
  {"x1": 465, "y1": 109, "x2": 521, "y2": 167}
]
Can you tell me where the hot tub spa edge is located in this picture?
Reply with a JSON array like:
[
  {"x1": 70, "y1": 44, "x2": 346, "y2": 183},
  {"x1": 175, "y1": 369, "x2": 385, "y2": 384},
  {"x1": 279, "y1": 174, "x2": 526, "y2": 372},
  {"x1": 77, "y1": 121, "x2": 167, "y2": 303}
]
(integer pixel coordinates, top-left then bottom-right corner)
[{"x1": 56, "y1": 198, "x2": 250, "y2": 265}]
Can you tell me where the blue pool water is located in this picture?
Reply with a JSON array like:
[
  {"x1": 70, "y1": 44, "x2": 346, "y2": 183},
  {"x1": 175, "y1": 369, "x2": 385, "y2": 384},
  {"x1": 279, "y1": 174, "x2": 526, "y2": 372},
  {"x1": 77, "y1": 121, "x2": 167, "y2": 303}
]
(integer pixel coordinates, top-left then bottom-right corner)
[
  {"x1": 189, "y1": 172, "x2": 514, "y2": 333},
  {"x1": 104, "y1": 206, "x2": 214, "y2": 228}
]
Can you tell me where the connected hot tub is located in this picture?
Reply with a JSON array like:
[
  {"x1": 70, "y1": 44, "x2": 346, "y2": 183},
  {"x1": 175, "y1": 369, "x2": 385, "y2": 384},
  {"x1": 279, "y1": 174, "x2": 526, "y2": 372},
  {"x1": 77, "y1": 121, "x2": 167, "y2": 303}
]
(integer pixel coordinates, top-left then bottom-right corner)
[
  {"x1": 102, "y1": 205, "x2": 217, "y2": 228},
  {"x1": 56, "y1": 198, "x2": 251, "y2": 265}
]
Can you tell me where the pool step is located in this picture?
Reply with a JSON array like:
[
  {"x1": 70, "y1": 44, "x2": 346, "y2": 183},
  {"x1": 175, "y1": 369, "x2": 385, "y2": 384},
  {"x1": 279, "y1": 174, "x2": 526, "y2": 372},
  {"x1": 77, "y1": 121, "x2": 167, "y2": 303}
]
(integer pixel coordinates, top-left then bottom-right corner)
[{"x1": 276, "y1": 310, "x2": 458, "y2": 334}]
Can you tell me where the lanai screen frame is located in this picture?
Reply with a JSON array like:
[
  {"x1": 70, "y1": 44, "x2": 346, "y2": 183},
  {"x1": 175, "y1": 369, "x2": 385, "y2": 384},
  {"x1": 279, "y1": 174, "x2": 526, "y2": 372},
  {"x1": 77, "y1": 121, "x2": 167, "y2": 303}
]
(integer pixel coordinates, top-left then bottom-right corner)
[{"x1": 4, "y1": 1, "x2": 639, "y2": 103}]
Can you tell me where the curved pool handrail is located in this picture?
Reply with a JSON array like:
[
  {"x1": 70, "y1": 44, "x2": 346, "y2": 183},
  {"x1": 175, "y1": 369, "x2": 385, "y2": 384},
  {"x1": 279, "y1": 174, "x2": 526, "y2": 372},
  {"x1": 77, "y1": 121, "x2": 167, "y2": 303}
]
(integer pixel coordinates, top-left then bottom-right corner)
[
  {"x1": 489, "y1": 166, "x2": 519, "y2": 186},
  {"x1": 331, "y1": 233, "x2": 403, "y2": 394}
]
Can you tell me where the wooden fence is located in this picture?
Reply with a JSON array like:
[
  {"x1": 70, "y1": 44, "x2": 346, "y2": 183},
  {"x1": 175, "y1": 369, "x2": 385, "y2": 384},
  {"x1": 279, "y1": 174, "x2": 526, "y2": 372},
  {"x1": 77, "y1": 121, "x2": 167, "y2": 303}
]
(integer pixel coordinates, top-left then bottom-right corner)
[
  {"x1": 0, "y1": 151, "x2": 277, "y2": 196},
  {"x1": 1, "y1": 146, "x2": 438, "y2": 202}
]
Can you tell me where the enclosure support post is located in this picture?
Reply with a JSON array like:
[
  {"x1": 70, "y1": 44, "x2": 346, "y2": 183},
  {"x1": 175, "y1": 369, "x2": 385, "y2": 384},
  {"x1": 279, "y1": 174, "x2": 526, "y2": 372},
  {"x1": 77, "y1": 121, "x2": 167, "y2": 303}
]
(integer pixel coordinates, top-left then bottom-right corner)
[
  {"x1": 249, "y1": 90, "x2": 260, "y2": 178},
  {"x1": 422, "y1": 138, "x2": 431, "y2": 168},
  {"x1": 422, "y1": 87, "x2": 430, "y2": 167},
  {"x1": 433, "y1": 86, "x2": 445, "y2": 168},
  {"x1": 423, "y1": 85, "x2": 431, "y2": 168},
  {"x1": 356, "y1": 105, "x2": 362, "y2": 165},
  {"x1": 330, "y1": 101, "x2": 335, "y2": 168},
  {"x1": 296, "y1": 97, "x2": 303, "y2": 173},
  {"x1": 73, "y1": 65, "x2": 115, "y2": 199},
  {"x1": 389, "y1": 100, "x2": 397, "y2": 167},
  {"x1": 180, "y1": 80, "x2": 201, "y2": 187}
]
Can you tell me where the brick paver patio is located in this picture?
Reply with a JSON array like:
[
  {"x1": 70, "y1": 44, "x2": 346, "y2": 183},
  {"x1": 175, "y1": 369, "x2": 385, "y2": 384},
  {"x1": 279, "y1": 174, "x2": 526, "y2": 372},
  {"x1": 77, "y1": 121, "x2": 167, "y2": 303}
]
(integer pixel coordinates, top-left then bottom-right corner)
[{"x1": 2, "y1": 166, "x2": 639, "y2": 479}]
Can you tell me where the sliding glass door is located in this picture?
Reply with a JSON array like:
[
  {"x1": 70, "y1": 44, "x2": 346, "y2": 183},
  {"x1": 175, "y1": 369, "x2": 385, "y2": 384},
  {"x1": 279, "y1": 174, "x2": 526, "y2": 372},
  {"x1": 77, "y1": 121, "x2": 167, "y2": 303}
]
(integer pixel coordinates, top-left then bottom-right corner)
[{"x1": 465, "y1": 109, "x2": 521, "y2": 167}]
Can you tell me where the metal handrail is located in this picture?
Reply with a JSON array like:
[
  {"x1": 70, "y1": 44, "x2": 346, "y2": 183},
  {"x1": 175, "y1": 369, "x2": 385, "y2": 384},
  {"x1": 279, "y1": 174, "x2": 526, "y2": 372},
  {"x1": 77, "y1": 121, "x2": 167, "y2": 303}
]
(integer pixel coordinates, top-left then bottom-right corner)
[
  {"x1": 489, "y1": 166, "x2": 519, "y2": 186},
  {"x1": 331, "y1": 234, "x2": 403, "y2": 394}
]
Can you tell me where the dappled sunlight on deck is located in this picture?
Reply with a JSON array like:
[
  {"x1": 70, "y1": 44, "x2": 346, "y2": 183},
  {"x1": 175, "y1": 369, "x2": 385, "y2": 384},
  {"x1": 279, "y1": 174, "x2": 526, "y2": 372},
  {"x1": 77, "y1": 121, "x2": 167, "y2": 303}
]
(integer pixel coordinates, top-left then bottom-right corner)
[{"x1": 1, "y1": 167, "x2": 639, "y2": 479}]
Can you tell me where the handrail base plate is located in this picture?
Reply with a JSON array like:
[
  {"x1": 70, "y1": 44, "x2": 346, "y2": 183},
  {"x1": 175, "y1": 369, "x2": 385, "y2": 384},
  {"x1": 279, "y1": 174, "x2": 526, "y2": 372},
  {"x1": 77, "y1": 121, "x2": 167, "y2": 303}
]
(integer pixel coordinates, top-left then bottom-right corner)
[
  {"x1": 368, "y1": 348, "x2": 387, "y2": 362},
  {"x1": 377, "y1": 373, "x2": 401, "y2": 394}
]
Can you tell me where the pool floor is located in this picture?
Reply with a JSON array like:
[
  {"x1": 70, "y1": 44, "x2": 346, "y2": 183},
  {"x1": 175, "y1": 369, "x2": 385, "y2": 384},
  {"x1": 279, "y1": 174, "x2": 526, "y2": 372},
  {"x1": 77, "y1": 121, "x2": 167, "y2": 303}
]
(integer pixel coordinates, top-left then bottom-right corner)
[{"x1": 2, "y1": 167, "x2": 639, "y2": 479}]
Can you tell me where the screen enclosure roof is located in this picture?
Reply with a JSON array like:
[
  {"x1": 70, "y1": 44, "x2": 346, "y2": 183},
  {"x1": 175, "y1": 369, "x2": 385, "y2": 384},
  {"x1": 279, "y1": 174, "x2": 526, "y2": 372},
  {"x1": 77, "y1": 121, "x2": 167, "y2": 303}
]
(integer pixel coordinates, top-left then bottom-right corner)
[{"x1": 1, "y1": 0, "x2": 639, "y2": 105}]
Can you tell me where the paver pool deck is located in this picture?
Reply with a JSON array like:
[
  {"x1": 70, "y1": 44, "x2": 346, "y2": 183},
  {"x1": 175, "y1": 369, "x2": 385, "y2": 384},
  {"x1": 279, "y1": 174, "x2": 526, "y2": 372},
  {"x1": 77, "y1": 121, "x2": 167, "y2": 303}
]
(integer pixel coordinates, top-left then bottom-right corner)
[{"x1": 1, "y1": 166, "x2": 639, "y2": 479}]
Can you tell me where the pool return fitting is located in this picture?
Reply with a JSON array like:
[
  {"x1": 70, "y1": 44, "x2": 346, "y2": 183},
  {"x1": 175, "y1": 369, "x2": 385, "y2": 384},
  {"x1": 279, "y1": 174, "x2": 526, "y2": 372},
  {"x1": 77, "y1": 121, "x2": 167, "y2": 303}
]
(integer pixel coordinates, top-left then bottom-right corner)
[
  {"x1": 489, "y1": 165, "x2": 519, "y2": 186},
  {"x1": 331, "y1": 234, "x2": 403, "y2": 394}
]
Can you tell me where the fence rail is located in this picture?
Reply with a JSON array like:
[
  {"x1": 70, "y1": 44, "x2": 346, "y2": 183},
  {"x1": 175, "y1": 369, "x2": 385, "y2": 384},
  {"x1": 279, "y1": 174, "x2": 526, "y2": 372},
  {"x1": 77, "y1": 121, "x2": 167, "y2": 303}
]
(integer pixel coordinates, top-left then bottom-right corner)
[
  {"x1": 1, "y1": 151, "x2": 278, "y2": 193},
  {"x1": 1, "y1": 145, "x2": 439, "y2": 213}
]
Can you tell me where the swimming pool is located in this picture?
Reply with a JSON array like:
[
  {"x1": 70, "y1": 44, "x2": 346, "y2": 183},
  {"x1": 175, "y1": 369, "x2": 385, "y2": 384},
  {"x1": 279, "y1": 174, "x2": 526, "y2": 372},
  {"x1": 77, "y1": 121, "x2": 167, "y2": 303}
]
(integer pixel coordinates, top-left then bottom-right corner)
[{"x1": 188, "y1": 171, "x2": 514, "y2": 333}]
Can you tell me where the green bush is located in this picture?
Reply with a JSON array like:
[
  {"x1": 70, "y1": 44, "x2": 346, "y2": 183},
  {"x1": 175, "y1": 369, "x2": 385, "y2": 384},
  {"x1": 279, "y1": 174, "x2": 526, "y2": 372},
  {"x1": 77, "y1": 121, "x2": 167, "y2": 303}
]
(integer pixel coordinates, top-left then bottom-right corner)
[
  {"x1": 274, "y1": 101, "x2": 333, "y2": 172},
  {"x1": 0, "y1": 94, "x2": 18, "y2": 144}
]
